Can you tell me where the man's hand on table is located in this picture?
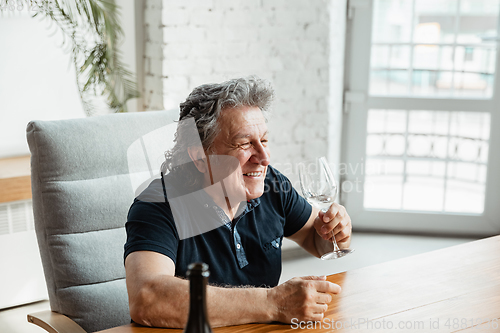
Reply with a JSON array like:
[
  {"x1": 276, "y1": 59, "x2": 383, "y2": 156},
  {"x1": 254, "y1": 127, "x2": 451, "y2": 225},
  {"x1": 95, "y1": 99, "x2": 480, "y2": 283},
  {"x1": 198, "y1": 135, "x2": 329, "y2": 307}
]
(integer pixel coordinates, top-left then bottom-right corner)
[
  {"x1": 314, "y1": 203, "x2": 352, "y2": 249},
  {"x1": 127, "y1": 251, "x2": 342, "y2": 328},
  {"x1": 267, "y1": 275, "x2": 341, "y2": 322}
]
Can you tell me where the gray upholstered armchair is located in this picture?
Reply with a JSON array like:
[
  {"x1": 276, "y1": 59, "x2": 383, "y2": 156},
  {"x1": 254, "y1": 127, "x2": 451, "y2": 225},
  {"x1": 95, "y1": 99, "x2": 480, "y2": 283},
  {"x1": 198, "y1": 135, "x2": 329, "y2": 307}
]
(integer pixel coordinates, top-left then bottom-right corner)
[{"x1": 26, "y1": 110, "x2": 178, "y2": 333}]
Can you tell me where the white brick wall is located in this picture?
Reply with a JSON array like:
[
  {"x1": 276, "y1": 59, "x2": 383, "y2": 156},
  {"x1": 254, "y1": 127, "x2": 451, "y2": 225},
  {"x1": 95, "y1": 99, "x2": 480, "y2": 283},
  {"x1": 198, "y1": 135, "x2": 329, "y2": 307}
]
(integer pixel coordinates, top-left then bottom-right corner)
[
  {"x1": 143, "y1": 0, "x2": 164, "y2": 110},
  {"x1": 144, "y1": 0, "x2": 347, "y2": 184}
]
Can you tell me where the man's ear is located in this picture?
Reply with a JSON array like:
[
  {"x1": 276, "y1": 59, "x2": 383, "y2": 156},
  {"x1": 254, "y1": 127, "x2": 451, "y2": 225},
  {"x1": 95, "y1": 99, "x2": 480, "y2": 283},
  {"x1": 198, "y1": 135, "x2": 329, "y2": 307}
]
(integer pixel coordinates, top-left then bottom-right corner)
[{"x1": 187, "y1": 146, "x2": 207, "y2": 173}]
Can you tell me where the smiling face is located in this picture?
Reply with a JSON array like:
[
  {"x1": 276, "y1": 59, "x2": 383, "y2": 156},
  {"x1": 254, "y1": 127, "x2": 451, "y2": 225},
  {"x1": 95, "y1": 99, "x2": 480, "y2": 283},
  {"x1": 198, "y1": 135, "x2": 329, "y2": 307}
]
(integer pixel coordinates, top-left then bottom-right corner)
[{"x1": 209, "y1": 105, "x2": 271, "y2": 200}]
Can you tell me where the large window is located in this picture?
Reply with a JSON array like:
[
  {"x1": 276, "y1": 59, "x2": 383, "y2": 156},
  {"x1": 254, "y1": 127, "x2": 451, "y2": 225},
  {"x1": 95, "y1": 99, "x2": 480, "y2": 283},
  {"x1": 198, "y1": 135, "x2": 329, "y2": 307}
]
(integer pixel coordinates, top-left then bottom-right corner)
[{"x1": 342, "y1": 0, "x2": 500, "y2": 235}]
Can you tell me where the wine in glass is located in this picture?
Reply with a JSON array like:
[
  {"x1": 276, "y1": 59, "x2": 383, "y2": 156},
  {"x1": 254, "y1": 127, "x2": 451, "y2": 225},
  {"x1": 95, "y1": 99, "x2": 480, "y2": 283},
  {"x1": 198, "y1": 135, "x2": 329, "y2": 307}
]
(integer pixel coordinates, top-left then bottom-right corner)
[{"x1": 298, "y1": 156, "x2": 354, "y2": 260}]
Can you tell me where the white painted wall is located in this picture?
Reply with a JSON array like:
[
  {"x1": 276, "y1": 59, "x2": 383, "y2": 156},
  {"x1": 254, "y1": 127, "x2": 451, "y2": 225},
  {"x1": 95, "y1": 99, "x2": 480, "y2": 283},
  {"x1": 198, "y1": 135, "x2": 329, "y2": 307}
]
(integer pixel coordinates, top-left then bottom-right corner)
[
  {"x1": 0, "y1": 3, "x2": 142, "y2": 158},
  {"x1": 0, "y1": 11, "x2": 86, "y2": 158}
]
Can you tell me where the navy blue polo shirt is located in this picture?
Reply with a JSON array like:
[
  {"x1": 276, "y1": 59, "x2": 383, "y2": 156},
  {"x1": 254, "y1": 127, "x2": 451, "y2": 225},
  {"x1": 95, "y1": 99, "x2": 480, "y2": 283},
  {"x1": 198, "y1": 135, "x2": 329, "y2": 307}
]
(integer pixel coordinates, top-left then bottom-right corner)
[{"x1": 124, "y1": 165, "x2": 312, "y2": 287}]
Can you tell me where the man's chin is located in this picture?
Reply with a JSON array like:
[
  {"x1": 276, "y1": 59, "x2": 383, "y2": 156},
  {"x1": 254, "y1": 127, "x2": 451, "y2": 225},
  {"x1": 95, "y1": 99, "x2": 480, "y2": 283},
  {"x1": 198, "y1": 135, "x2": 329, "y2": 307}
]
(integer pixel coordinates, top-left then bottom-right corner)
[{"x1": 245, "y1": 187, "x2": 265, "y2": 201}]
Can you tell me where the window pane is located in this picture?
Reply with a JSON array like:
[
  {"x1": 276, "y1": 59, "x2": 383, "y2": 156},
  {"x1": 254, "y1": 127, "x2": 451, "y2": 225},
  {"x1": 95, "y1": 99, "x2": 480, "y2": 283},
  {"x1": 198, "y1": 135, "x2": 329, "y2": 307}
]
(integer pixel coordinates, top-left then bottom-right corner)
[
  {"x1": 363, "y1": 109, "x2": 490, "y2": 214},
  {"x1": 449, "y1": 111, "x2": 490, "y2": 140},
  {"x1": 404, "y1": 161, "x2": 446, "y2": 212},
  {"x1": 367, "y1": 109, "x2": 407, "y2": 133},
  {"x1": 458, "y1": 0, "x2": 500, "y2": 44},
  {"x1": 403, "y1": 176, "x2": 445, "y2": 211},
  {"x1": 372, "y1": 0, "x2": 413, "y2": 43},
  {"x1": 390, "y1": 46, "x2": 411, "y2": 69},
  {"x1": 414, "y1": 0, "x2": 457, "y2": 44},
  {"x1": 413, "y1": 45, "x2": 442, "y2": 70},
  {"x1": 445, "y1": 179, "x2": 485, "y2": 213},
  {"x1": 370, "y1": 69, "x2": 410, "y2": 95},
  {"x1": 364, "y1": 159, "x2": 404, "y2": 210},
  {"x1": 371, "y1": 45, "x2": 390, "y2": 68}
]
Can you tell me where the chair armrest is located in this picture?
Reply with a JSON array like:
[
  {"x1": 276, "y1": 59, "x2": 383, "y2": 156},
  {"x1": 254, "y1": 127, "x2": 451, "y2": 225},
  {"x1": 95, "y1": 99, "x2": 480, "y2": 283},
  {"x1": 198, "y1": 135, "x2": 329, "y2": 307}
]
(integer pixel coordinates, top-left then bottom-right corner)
[{"x1": 27, "y1": 310, "x2": 87, "y2": 333}]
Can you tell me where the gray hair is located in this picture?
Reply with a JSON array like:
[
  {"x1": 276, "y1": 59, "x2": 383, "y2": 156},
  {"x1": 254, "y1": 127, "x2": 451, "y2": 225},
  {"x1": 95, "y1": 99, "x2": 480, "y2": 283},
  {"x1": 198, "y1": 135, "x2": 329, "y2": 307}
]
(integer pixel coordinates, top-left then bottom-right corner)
[{"x1": 161, "y1": 76, "x2": 274, "y2": 185}]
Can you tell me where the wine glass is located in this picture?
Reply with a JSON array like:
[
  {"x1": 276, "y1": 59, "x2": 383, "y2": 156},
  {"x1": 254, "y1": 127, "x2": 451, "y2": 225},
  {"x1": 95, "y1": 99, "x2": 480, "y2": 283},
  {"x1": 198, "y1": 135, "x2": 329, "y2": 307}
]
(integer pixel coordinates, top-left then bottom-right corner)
[{"x1": 298, "y1": 156, "x2": 354, "y2": 260}]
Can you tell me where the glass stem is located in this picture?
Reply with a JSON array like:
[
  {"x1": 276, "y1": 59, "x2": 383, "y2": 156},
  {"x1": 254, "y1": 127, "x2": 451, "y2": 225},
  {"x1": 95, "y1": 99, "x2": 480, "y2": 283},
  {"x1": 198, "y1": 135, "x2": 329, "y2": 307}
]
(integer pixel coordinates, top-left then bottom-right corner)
[{"x1": 331, "y1": 231, "x2": 340, "y2": 252}]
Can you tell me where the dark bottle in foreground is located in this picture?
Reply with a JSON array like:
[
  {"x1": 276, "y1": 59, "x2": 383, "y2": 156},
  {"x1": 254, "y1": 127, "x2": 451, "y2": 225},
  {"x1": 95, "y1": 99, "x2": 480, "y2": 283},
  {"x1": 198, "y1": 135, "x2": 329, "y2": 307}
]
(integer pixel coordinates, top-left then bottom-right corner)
[{"x1": 184, "y1": 262, "x2": 213, "y2": 333}]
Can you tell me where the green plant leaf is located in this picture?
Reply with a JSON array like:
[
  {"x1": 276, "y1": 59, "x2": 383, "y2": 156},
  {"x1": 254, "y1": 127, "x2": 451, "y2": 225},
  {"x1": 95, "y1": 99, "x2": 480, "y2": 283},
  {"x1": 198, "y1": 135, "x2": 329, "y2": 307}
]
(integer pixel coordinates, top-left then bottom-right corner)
[{"x1": 35, "y1": 0, "x2": 139, "y2": 115}]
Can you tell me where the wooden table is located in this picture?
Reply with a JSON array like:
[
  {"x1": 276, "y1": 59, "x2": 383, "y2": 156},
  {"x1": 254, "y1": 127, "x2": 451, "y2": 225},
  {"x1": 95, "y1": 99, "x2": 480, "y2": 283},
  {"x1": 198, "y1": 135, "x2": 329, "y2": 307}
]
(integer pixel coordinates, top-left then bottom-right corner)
[
  {"x1": 0, "y1": 155, "x2": 31, "y2": 203},
  {"x1": 98, "y1": 235, "x2": 500, "y2": 332}
]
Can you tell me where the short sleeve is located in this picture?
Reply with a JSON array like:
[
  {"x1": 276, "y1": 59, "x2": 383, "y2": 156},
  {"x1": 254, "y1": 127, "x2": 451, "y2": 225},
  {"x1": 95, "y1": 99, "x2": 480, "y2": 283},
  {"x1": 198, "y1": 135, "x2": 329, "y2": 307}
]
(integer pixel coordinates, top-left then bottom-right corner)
[
  {"x1": 269, "y1": 167, "x2": 312, "y2": 237},
  {"x1": 124, "y1": 179, "x2": 180, "y2": 263}
]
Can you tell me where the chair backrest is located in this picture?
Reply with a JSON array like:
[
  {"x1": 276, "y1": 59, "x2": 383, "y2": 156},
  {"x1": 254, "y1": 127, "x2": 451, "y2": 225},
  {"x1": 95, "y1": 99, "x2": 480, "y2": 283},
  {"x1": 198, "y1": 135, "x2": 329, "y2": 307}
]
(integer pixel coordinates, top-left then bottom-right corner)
[{"x1": 27, "y1": 110, "x2": 179, "y2": 332}]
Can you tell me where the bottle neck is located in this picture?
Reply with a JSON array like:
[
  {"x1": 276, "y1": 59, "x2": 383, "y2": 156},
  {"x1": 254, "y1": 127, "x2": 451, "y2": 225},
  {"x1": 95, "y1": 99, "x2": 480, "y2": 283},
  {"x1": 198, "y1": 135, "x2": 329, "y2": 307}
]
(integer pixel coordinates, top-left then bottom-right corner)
[
  {"x1": 184, "y1": 263, "x2": 212, "y2": 333},
  {"x1": 187, "y1": 275, "x2": 209, "y2": 324}
]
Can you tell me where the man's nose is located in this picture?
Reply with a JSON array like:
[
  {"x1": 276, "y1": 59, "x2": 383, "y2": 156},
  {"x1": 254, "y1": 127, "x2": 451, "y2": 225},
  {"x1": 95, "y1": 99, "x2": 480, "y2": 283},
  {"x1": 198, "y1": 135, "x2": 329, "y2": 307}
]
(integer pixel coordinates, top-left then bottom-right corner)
[{"x1": 251, "y1": 144, "x2": 270, "y2": 166}]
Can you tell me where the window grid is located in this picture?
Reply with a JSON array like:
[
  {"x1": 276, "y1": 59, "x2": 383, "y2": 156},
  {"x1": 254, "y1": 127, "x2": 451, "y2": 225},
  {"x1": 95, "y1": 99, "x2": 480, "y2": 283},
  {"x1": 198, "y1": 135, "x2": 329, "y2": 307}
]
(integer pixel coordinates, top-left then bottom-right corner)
[
  {"x1": 370, "y1": 0, "x2": 500, "y2": 98},
  {"x1": 364, "y1": 109, "x2": 490, "y2": 214}
]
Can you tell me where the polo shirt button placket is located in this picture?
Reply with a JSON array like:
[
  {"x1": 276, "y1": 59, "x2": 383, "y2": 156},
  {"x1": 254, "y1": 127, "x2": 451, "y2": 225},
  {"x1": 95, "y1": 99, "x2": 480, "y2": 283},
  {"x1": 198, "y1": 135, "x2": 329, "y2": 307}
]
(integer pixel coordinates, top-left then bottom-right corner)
[{"x1": 232, "y1": 225, "x2": 248, "y2": 269}]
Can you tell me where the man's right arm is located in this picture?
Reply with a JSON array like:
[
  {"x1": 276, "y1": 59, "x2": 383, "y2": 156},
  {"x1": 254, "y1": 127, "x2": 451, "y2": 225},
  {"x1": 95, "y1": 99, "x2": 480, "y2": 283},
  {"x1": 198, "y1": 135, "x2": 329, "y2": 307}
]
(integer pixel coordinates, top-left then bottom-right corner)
[{"x1": 125, "y1": 251, "x2": 341, "y2": 328}]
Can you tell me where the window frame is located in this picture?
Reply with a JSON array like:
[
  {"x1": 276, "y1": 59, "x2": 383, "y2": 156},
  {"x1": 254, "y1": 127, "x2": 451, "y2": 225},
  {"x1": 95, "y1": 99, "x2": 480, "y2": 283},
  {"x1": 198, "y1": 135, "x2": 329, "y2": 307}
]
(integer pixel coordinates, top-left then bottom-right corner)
[{"x1": 340, "y1": 0, "x2": 500, "y2": 236}]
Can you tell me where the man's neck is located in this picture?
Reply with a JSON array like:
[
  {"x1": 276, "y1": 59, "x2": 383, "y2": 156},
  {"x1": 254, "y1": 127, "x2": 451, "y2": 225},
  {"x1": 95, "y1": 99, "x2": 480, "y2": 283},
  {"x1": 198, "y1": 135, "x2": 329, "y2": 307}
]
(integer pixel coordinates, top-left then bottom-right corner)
[{"x1": 203, "y1": 184, "x2": 242, "y2": 221}]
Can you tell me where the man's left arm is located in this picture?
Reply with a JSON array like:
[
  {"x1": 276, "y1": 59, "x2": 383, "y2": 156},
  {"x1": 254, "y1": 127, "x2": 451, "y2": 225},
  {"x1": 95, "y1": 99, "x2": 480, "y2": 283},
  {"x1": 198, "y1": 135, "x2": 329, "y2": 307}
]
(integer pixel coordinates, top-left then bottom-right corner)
[{"x1": 287, "y1": 203, "x2": 352, "y2": 258}]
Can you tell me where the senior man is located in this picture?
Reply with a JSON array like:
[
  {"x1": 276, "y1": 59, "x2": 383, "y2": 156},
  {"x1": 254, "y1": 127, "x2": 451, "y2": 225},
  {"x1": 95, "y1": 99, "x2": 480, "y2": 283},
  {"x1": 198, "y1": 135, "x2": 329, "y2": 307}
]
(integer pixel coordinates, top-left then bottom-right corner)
[{"x1": 124, "y1": 76, "x2": 352, "y2": 328}]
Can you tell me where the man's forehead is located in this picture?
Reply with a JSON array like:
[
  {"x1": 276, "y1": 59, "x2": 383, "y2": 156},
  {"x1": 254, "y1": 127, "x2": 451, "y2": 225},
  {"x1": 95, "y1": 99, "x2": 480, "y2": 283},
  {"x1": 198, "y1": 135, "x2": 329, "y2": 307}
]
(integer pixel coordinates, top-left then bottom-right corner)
[
  {"x1": 219, "y1": 106, "x2": 267, "y2": 135},
  {"x1": 233, "y1": 130, "x2": 269, "y2": 139}
]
